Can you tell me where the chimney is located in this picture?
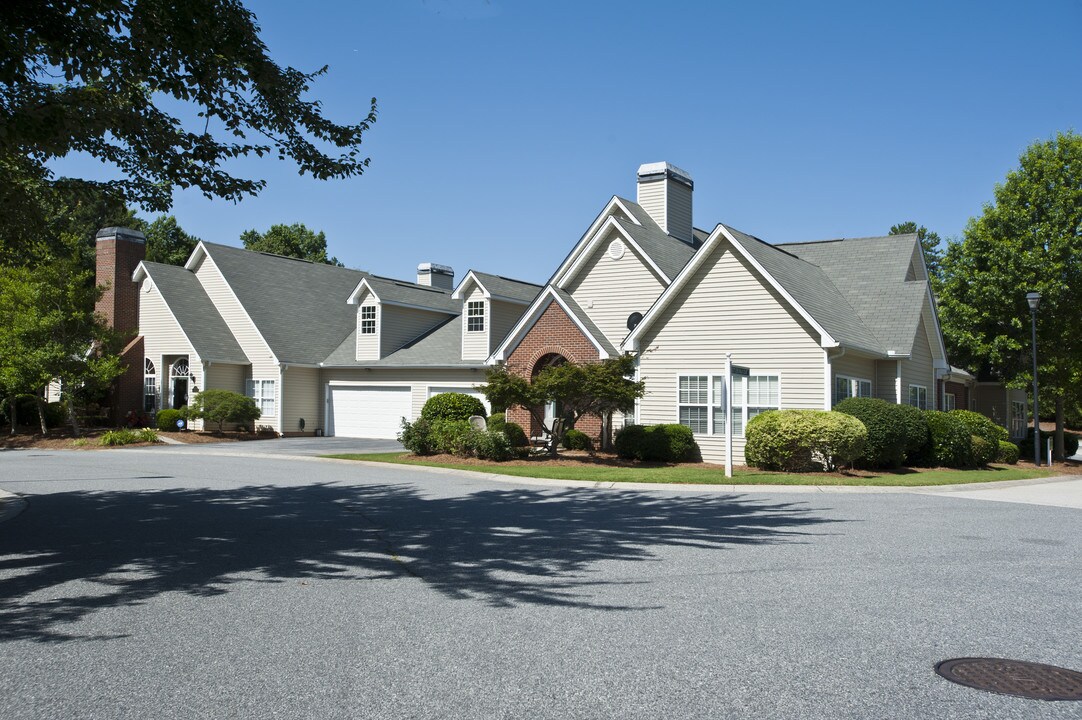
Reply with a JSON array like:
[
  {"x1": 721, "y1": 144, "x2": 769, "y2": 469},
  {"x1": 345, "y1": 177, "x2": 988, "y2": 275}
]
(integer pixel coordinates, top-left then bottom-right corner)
[
  {"x1": 636, "y1": 162, "x2": 694, "y2": 245},
  {"x1": 416, "y1": 262, "x2": 454, "y2": 290},
  {"x1": 95, "y1": 226, "x2": 147, "y2": 335}
]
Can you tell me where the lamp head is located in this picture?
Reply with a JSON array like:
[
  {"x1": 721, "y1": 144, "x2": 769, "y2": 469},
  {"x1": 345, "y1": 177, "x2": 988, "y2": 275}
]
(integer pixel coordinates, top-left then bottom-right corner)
[{"x1": 1025, "y1": 291, "x2": 1041, "y2": 311}]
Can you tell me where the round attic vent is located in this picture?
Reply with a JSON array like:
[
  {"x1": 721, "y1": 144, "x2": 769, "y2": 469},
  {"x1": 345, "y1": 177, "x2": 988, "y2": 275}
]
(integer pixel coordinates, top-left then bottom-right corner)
[
  {"x1": 627, "y1": 312, "x2": 644, "y2": 331},
  {"x1": 608, "y1": 239, "x2": 625, "y2": 260}
]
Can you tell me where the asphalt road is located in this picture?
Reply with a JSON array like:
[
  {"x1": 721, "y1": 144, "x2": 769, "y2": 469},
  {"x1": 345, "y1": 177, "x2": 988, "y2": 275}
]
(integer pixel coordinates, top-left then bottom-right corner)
[{"x1": 1, "y1": 447, "x2": 1080, "y2": 719}]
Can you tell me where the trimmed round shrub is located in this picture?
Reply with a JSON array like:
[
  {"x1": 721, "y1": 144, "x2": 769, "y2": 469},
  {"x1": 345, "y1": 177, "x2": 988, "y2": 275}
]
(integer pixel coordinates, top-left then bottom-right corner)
[
  {"x1": 156, "y1": 408, "x2": 186, "y2": 432},
  {"x1": 421, "y1": 393, "x2": 486, "y2": 423},
  {"x1": 997, "y1": 440, "x2": 1020, "y2": 465},
  {"x1": 970, "y1": 434, "x2": 996, "y2": 467},
  {"x1": 613, "y1": 424, "x2": 700, "y2": 462},
  {"x1": 834, "y1": 397, "x2": 907, "y2": 468},
  {"x1": 398, "y1": 417, "x2": 436, "y2": 455},
  {"x1": 745, "y1": 410, "x2": 867, "y2": 472},
  {"x1": 614, "y1": 424, "x2": 646, "y2": 460},
  {"x1": 1016, "y1": 428, "x2": 1079, "y2": 459},
  {"x1": 501, "y1": 421, "x2": 528, "y2": 447},
  {"x1": 894, "y1": 403, "x2": 931, "y2": 463},
  {"x1": 921, "y1": 411, "x2": 972, "y2": 468},
  {"x1": 472, "y1": 430, "x2": 514, "y2": 461},
  {"x1": 486, "y1": 412, "x2": 506, "y2": 433},
  {"x1": 562, "y1": 429, "x2": 593, "y2": 451}
]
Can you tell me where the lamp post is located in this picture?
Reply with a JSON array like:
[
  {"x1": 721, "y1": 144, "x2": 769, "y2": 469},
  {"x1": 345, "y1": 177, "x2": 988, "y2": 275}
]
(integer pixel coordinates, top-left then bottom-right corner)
[{"x1": 1026, "y1": 291, "x2": 1041, "y2": 466}]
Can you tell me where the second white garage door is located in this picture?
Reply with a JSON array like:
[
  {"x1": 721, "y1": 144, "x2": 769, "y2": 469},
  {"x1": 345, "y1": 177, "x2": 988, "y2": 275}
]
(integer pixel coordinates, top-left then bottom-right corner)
[{"x1": 327, "y1": 385, "x2": 411, "y2": 439}]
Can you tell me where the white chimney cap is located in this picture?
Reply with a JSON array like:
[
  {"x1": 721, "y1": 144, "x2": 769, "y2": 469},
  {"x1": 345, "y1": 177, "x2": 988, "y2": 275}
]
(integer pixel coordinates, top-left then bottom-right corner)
[
  {"x1": 417, "y1": 262, "x2": 454, "y2": 275},
  {"x1": 637, "y1": 162, "x2": 693, "y2": 185}
]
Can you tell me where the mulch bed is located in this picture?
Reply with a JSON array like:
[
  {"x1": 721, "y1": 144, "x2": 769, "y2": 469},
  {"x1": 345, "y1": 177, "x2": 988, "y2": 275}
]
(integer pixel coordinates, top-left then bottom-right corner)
[{"x1": 0, "y1": 426, "x2": 275, "y2": 450}]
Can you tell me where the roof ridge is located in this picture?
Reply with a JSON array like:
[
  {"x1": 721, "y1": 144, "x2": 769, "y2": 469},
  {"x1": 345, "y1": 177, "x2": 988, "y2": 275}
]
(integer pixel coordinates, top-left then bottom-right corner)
[{"x1": 777, "y1": 233, "x2": 916, "y2": 246}]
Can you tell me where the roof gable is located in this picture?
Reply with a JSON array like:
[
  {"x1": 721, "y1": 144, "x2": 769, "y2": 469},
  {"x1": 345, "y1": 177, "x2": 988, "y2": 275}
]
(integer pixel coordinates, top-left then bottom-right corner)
[
  {"x1": 488, "y1": 285, "x2": 616, "y2": 363},
  {"x1": 451, "y1": 270, "x2": 542, "y2": 304}
]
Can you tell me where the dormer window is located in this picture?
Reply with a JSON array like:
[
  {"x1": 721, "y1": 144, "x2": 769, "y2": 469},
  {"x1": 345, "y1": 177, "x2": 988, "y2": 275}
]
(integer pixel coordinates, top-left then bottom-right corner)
[
  {"x1": 360, "y1": 305, "x2": 377, "y2": 334},
  {"x1": 467, "y1": 300, "x2": 485, "y2": 332}
]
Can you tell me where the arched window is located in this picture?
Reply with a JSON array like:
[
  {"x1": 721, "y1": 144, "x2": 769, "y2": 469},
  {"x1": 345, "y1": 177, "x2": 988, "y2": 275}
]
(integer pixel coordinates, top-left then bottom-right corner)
[{"x1": 143, "y1": 358, "x2": 157, "y2": 412}]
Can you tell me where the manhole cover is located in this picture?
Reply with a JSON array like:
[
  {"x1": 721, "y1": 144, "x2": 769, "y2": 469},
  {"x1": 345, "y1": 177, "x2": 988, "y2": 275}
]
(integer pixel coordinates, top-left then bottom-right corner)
[{"x1": 935, "y1": 658, "x2": 1082, "y2": 701}]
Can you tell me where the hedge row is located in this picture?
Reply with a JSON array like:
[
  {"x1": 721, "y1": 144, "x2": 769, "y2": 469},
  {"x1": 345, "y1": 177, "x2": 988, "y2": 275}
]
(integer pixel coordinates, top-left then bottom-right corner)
[{"x1": 614, "y1": 424, "x2": 699, "y2": 462}]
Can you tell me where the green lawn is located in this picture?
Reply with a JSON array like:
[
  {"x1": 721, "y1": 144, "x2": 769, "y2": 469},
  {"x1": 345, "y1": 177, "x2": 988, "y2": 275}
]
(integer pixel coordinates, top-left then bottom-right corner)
[{"x1": 322, "y1": 453, "x2": 1055, "y2": 487}]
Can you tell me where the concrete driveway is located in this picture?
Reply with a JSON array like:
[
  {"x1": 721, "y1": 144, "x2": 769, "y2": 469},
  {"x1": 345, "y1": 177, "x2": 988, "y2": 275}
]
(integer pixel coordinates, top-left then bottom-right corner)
[{"x1": 1, "y1": 450, "x2": 1080, "y2": 719}]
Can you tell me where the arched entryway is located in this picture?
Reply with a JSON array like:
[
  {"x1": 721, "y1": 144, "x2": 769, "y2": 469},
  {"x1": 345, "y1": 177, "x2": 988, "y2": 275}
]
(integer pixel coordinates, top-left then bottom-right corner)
[
  {"x1": 169, "y1": 358, "x2": 191, "y2": 410},
  {"x1": 530, "y1": 353, "x2": 567, "y2": 439}
]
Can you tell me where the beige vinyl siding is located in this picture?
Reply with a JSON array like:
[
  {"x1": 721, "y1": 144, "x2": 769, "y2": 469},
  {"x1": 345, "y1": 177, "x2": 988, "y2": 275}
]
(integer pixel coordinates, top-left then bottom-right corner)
[
  {"x1": 204, "y1": 363, "x2": 245, "y2": 394},
  {"x1": 637, "y1": 181, "x2": 665, "y2": 231},
  {"x1": 636, "y1": 244, "x2": 824, "y2": 465},
  {"x1": 565, "y1": 228, "x2": 666, "y2": 346},
  {"x1": 461, "y1": 286, "x2": 489, "y2": 361},
  {"x1": 875, "y1": 360, "x2": 899, "y2": 403},
  {"x1": 356, "y1": 292, "x2": 379, "y2": 360},
  {"x1": 140, "y1": 279, "x2": 201, "y2": 417},
  {"x1": 489, "y1": 299, "x2": 526, "y2": 354},
  {"x1": 666, "y1": 182, "x2": 693, "y2": 243},
  {"x1": 322, "y1": 367, "x2": 487, "y2": 420},
  {"x1": 902, "y1": 312, "x2": 935, "y2": 409},
  {"x1": 282, "y1": 366, "x2": 321, "y2": 435},
  {"x1": 831, "y1": 353, "x2": 876, "y2": 405},
  {"x1": 382, "y1": 305, "x2": 451, "y2": 355}
]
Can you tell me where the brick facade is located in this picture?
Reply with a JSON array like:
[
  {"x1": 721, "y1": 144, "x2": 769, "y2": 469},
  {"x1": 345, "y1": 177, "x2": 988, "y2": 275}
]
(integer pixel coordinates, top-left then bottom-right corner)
[
  {"x1": 941, "y1": 380, "x2": 970, "y2": 411},
  {"x1": 95, "y1": 229, "x2": 146, "y2": 424},
  {"x1": 504, "y1": 300, "x2": 603, "y2": 443}
]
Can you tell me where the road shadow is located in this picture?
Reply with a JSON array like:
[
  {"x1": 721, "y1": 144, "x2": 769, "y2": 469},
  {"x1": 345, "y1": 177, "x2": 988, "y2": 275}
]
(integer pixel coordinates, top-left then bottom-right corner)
[{"x1": 0, "y1": 482, "x2": 838, "y2": 642}]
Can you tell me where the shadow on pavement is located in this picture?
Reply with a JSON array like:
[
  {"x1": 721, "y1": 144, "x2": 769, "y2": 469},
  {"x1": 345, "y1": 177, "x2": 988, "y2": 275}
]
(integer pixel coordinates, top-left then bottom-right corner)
[{"x1": 0, "y1": 483, "x2": 838, "y2": 642}]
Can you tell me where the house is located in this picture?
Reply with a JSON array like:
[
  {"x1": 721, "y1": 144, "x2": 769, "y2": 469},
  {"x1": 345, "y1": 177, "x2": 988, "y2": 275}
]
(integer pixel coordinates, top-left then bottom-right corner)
[{"x1": 96, "y1": 161, "x2": 1026, "y2": 462}]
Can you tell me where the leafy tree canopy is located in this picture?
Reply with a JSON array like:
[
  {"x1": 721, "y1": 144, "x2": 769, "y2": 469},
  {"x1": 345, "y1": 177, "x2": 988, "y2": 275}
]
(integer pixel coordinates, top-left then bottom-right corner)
[
  {"x1": 144, "y1": 215, "x2": 201, "y2": 266},
  {"x1": 241, "y1": 223, "x2": 342, "y2": 265},
  {"x1": 889, "y1": 221, "x2": 943, "y2": 282},
  {"x1": 938, "y1": 130, "x2": 1082, "y2": 456},
  {"x1": 0, "y1": 0, "x2": 377, "y2": 239}
]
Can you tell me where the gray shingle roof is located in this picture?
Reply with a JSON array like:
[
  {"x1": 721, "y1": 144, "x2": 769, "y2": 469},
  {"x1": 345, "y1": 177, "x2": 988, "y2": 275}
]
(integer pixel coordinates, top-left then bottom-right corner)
[
  {"x1": 777, "y1": 234, "x2": 927, "y2": 355},
  {"x1": 201, "y1": 243, "x2": 367, "y2": 365},
  {"x1": 552, "y1": 288, "x2": 619, "y2": 357},
  {"x1": 361, "y1": 275, "x2": 460, "y2": 313},
  {"x1": 322, "y1": 315, "x2": 482, "y2": 368},
  {"x1": 612, "y1": 197, "x2": 698, "y2": 280},
  {"x1": 142, "y1": 262, "x2": 248, "y2": 364},
  {"x1": 468, "y1": 271, "x2": 542, "y2": 304}
]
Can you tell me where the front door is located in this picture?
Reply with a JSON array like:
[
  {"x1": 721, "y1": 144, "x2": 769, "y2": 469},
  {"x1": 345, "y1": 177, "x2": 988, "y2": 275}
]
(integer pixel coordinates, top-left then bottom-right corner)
[{"x1": 171, "y1": 377, "x2": 188, "y2": 410}]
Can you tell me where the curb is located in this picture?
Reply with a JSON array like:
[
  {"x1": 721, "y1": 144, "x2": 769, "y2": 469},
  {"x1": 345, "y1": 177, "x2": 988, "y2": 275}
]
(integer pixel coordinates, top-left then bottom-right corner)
[{"x1": 0, "y1": 489, "x2": 27, "y2": 524}]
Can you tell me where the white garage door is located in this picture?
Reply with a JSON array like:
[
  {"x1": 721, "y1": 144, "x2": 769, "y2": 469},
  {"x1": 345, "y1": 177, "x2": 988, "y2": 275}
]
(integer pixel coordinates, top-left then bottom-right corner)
[
  {"x1": 427, "y1": 386, "x2": 490, "y2": 412},
  {"x1": 327, "y1": 385, "x2": 411, "y2": 439}
]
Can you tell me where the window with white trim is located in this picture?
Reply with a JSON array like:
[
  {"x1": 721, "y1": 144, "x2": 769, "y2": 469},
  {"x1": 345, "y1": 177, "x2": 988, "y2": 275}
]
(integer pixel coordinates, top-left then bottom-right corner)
[
  {"x1": 944, "y1": 393, "x2": 956, "y2": 411},
  {"x1": 908, "y1": 384, "x2": 927, "y2": 410},
  {"x1": 246, "y1": 379, "x2": 276, "y2": 419},
  {"x1": 144, "y1": 358, "x2": 157, "y2": 412},
  {"x1": 1010, "y1": 400, "x2": 1026, "y2": 438},
  {"x1": 736, "y1": 375, "x2": 780, "y2": 435},
  {"x1": 834, "y1": 375, "x2": 871, "y2": 405},
  {"x1": 466, "y1": 301, "x2": 485, "y2": 332},
  {"x1": 678, "y1": 375, "x2": 709, "y2": 434},
  {"x1": 360, "y1": 305, "x2": 376, "y2": 335}
]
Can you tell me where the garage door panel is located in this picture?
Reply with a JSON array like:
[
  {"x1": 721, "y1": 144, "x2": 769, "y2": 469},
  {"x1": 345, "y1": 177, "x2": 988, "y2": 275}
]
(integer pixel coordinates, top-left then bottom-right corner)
[{"x1": 328, "y1": 386, "x2": 411, "y2": 439}]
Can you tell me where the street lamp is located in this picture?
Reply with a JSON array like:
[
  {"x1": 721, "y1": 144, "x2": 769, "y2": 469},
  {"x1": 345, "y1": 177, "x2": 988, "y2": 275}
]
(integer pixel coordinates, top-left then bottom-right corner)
[{"x1": 1026, "y1": 291, "x2": 1041, "y2": 466}]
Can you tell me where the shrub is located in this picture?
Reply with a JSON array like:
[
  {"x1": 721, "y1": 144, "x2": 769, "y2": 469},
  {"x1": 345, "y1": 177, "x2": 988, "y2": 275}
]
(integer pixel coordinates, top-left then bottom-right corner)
[
  {"x1": 420, "y1": 393, "x2": 487, "y2": 423},
  {"x1": 921, "y1": 411, "x2": 972, "y2": 468},
  {"x1": 429, "y1": 419, "x2": 476, "y2": 455},
  {"x1": 135, "y1": 428, "x2": 159, "y2": 443},
  {"x1": 745, "y1": 410, "x2": 867, "y2": 472},
  {"x1": 187, "y1": 389, "x2": 261, "y2": 432},
  {"x1": 970, "y1": 435, "x2": 996, "y2": 467},
  {"x1": 613, "y1": 424, "x2": 699, "y2": 463},
  {"x1": 472, "y1": 430, "x2": 514, "y2": 461},
  {"x1": 502, "y1": 421, "x2": 528, "y2": 447},
  {"x1": 951, "y1": 410, "x2": 1008, "y2": 448},
  {"x1": 894, "y1": 403, "x2": 931, "y2": 463},
  {"x1": 487, "y1": 412, "x2": 506, "y2": 432},
  {"x1": 398, "y1": 417, "x2": 436, "y2": 455},
  {"x1": 0, "y1": 397, "x2": 65, "y2": 429},
  {"x1": 100, "y1": 429, "x2": 139, "y2": 446},
  {"x1": 156, "y1": 408, "x2": 186, "y2": 432},
  {"x1": 833, "y1": 397, "x2": 907, "y2": 468},
  {"x1": 997, "y1": 440, "x2": 1020, "y2": 465},
  {"x1": 1016, "y1": 428, "x2": 1080, "y2": 459},
  {"x1": 562, "y1": 429, "x2": 593, "y2": 451}
]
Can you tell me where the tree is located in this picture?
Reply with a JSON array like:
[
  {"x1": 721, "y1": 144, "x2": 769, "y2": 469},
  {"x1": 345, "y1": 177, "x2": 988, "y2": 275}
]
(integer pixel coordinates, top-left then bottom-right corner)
[
  {"x1": 938, "y1": 131, "x2": 1082, "y2": 459},
  {"x1": 144, "y1": 215, "x2": 201, "y2": 266},
  {"x1": 482, "y1": 355, "x2": 644, "y2": 456},
  {"x1": 1, "y1": 0, "x2": 377, "y2": 229},
  {"x1": 890, "y1": 221, "x2": 943, "y2": 284},
  {"x1": 241, "y1": 223, "x2": 342, "y2": 265},
  {"x1": 187, "y1": 389, "x2": 260, "y2": 433},
  {"x1": 0, "y1": 258, "x2": 123, "y2": 435}
]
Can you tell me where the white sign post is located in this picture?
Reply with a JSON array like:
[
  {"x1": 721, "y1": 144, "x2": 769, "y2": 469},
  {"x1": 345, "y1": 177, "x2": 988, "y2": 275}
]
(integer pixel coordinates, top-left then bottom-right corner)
[{"x1": 725, "y1": 353, "x2": 733, "y2": 478}]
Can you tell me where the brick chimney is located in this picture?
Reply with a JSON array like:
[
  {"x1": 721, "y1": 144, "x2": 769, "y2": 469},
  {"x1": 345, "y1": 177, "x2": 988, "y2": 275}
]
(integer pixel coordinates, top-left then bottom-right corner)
[
  {"x1": 95, "y1": 226, "x2": 147, "y2": 335},
  {"x1": 416, "y1": 262, "x2": 454, "y2": 290},
  {"x1": 636, "y1": 162, "x2": 695, "y2": 245}
]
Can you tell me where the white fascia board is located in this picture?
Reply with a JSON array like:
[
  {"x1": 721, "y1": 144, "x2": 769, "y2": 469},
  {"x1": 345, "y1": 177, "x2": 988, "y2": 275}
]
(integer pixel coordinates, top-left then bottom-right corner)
[
  {"x1": 139, "y1": 265, "x2": 203, "y2": 364},
  {"x1": 546, "y1": 196, "x2": 635, "y2": 288},
  {"x1": 183, "y1": 241, "x2": 208, "y2": 271},
  {"x1": 486, "y1": 286, "x2": 610, "y2": 364},
  {"x1": 924, "y1": 282, "x2": 950, "y2": 364},
  {"x1": 610, "y1": 197, "x2": 642, "y2": 226},
  {"x1": 347, "y1": 278, "x2": 381, "y2": 305},
  {"x1": 488, "y1": 294, "x2": 532, "y2": 305},
  {"x1": 450, "y1": 270, "x2": 486, "y2": 300},
  {"x1": 198, "y1": 246, "x2": 280, "y2": 366},
  {"x1": 132, "y1": 261, "x2": 150, "y2": 283},
  {"x1": 556, "y1": 216, "x2": 670, "y2": 289}
]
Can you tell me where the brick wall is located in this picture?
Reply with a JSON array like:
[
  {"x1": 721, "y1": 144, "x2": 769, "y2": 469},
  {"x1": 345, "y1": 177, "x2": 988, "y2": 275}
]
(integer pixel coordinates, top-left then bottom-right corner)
[
  {"x1": 95, "y1": 229, "x2": 146, "y2": 424},
  {"x1": 504, "y1": 300, "x2": 603, "y2": 443}
]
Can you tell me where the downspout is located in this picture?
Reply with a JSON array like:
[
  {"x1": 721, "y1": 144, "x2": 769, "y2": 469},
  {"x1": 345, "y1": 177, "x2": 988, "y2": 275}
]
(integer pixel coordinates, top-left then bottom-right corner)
[
  {"x1": 895, "y1": 360, "x2": 902, "y2": 405},
  {"x1": 278, "y1": 364, "x2": 286, "y2": 436}
]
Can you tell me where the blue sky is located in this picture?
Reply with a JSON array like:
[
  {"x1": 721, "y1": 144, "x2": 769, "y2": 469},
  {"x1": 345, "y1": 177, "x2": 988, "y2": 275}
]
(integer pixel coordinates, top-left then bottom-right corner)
[{"x1": 53, "y1": 0, "x2": 1082, "y2": 284}]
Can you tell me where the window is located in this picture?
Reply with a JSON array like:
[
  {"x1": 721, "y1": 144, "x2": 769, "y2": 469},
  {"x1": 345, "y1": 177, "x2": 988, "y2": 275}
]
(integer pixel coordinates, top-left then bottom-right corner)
[
  {"x1": 678, "y1": 375, "x2": 709, "y2": 434},
  {"x1": 246, "y1": 379, "x2": 276, "y2": 418},
  {"x1": 360, "y1": 305, "x2": 376, "y2": 335},
  {"x1": 908, "y1": 385, "x2": 927, "y2": 410},
  {"x1": 677, "y1": 372, "x2": 780, "y2": 437},
  {"x1": 1011, "y1": 400, "x2": 1026, "y2": 438},
  {"x1": 944, "y1": 393, "x2": 956, "y2": 411},
  {"x1": 144, "y1": 358, "x2": 157, "y2": 412},
  {"x1": 834, "y1": 375, "x2": 872, "y2": 405},
  {"x1": 467, "y1": 301, "x2": 485, "y2": 332}
]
